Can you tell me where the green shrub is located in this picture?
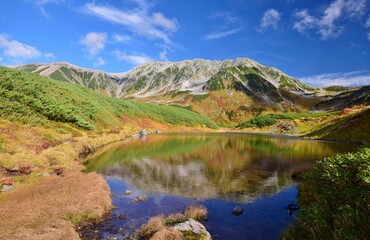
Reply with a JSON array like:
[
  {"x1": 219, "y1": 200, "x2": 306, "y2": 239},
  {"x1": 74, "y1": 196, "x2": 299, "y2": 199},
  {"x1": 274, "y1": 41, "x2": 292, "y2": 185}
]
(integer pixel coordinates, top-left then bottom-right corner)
[
  {"x1": 282, "y1": 147, "x2": 370, "y2": 239},
  {"x1": 237, "y1": 111, "x2": 337, "y2": 129},
  {"x1": 237, "y1": 115, "x2": 277, "y2": 128},
  {"x1": 192, "y1": 94, "x2": 209, "y2": 101}
]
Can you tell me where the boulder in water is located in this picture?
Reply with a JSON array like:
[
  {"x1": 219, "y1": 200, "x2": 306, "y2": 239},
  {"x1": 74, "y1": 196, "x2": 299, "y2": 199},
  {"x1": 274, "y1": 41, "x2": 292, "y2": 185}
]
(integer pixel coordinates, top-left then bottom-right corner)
[
  {"x1": 174, "y1": 219, "x2": 212, "y2": 240},
  {"x1": 232, "y1": 206, "x2": 243, "y2": 216}
]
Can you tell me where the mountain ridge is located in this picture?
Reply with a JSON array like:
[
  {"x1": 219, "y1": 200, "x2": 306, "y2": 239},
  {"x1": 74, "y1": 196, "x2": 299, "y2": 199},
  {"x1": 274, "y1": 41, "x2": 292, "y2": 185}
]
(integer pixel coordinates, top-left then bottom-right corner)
[
  {"x1": 11, "y1": 58, "x2": 324, "y2": 123},
  {"x1": 13, "y1": 58, "x2": 314, "y2": 95},
  {"x1": 16, "y1": 58, "x2": 370, "y2": 124}
]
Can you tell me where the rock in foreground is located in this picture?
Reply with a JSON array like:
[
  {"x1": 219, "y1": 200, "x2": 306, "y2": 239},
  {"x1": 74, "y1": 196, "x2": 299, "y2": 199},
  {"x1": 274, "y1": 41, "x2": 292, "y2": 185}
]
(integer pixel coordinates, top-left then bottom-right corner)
[{"x1": 174, "y1": 219, "x2": 212, "y2": 240}]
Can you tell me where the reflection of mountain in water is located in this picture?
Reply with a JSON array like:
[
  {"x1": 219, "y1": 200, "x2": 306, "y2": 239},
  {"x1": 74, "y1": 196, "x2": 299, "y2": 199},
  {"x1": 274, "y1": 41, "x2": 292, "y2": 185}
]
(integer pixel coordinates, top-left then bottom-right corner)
[{"x1": 85, "y1": 134, "x2": 356, "y2": 202}]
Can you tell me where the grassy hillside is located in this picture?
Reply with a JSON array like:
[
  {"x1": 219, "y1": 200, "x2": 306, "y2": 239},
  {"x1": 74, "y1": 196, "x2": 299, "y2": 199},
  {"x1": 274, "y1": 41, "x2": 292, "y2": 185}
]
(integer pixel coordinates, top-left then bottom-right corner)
[
  {"x1": 0, "y1": 67, "x2": 218, "y2": 130},
  {"x1": 306, "y1": 107, "x2": 370, "y2": 143}
]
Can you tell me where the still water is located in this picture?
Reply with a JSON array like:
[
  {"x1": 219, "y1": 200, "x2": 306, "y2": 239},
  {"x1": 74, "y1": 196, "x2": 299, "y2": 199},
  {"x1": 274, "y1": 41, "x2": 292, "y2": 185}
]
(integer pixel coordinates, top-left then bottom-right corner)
[{"x1": 82, "y1": 133, "x2": 357, "y2": 240}]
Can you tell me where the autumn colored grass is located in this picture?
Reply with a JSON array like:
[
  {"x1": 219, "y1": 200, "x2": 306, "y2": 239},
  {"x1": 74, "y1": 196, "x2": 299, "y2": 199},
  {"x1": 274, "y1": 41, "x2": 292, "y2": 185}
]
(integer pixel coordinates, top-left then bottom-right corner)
[{"x1": 0, "y1": 171, "x2": 111, "y2": 240}]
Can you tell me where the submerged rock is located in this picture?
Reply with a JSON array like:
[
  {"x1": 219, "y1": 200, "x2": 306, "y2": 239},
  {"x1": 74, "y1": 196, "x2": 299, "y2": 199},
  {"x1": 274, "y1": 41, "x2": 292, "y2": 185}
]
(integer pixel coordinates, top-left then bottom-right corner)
[
  {"x1": 132, "y1": 196, "x2": 148, "y2": 203},
  {"x1": 124, "y1": 190, "x2": 132, "y2": 195},
  {"x1": 232, "y1": 206, "x2": 243, "y2": 216},
  {"x1": 174, "y1": 219, "x2": 212, "y2": 240},
  {"x1": 118, "y1": 213, "x2": 127, "y2": 220},
  {"x1": 286, "y1": 203, "x2": 300, "y2": 211}
]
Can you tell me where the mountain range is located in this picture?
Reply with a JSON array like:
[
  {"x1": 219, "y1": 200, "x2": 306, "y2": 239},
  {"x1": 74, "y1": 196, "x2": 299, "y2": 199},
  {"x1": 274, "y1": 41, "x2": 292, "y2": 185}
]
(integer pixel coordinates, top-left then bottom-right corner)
[{"x1": 13, "y1": 58, "x2": 369, "y2": 124}]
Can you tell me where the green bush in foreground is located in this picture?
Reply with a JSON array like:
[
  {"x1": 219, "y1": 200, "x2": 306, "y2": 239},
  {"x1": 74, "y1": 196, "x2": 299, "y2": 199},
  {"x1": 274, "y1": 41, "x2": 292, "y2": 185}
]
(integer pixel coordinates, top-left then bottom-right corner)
[{"x1": 282, "y1": 147, "x2": 370, "y2": 239}]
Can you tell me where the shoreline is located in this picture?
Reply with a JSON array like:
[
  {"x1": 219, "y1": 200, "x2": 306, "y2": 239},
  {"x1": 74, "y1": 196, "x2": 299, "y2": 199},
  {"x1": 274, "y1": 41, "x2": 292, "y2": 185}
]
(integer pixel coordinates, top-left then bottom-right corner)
[
  {"x1": 0, "y1": 123, "x2": 222, "y2": 240},
  {"x1": 0, "y1": 123, "x2": 365, "y2": 239}
]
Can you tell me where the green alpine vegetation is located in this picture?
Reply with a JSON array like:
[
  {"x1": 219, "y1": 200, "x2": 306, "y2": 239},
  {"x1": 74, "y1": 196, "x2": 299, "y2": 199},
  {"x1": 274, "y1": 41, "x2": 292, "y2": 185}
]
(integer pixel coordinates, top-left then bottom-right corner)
[
  {"x1": 237, "y1": 112, "x2": 337, "y2": 128},
  {"x1": 282, "y1": 147, "x2": 370, "y2": 239},
  {"x1": 0, "y1": 67, "x2": 218, "y2": 130}
]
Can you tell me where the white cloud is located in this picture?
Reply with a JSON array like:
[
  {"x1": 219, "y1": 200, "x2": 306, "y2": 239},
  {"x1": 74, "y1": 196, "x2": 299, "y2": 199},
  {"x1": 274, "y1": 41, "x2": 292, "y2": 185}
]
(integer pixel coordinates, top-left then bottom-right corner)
[
  {"x1": 84, "y1": 1, "x2": 178, "y2": 44},
  {"x1": 34, "y1": 0, "x2": 65, "y2": 18},
  {"x1": 0, "y1": 34, "x2": 41, "y2": 60},
  {"x1": 112, "y1": 34, "x2": 131, "y2": 43},
  {"x1": 293, "y1": 10, "x2": 318, "y2": 35},
  {"x1": 94, "y1": 57, "x2": 106, "y2": 66},
  {"x1": 79, "y1": 32, "x2": 107, "y2": 56},
  {"x1": 207, "y1": 11, "x2": 240, "y2": 26},
  {"x1": 259, "y1": 9, "x2": 281, "y2": 32},
  {"x1": 368, "y1": 32, "x2": 370, "y2": 41},
  {"x1": 152, "y1": 12, "x2": 178, "y2": 32},
  {"x1": 159, "y1": 50, "x2": 168, "y2": 61},
  {"x1": 366, "y1": 15, "x2": 370, "y2": 28},
  {"x1": 44, "y1": 52, "x2": 56, "y2": 59},
  {"x1": 204, "y1": 27, "x2": 243, "y2": 40},
  {"x1": 293, "y1": 0, "x2": 367, "y2": 40},
  {"x1": 113, "y1": 50, "x2": 152, "y2": 65},
  {"x1": 301, "y1": 70, "x2": 370, "y2": 87}
]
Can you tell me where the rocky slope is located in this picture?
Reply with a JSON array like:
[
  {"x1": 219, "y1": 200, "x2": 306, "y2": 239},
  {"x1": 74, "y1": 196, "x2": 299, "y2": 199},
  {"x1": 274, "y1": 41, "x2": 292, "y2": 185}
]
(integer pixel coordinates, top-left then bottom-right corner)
[
  {"x1": 314, "y1": 85, "x2": 370, "y2": 110},
  {"x1": 14, "y1": 58, "x2": 321, "y2": 123},
  {"x1": 15, "y1": 58, "x2": 315, "y2": 98}
]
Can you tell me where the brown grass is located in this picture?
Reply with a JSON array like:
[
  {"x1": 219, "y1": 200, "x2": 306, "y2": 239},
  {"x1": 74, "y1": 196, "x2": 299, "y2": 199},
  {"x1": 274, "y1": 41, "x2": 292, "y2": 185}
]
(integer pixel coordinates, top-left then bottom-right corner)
[
  {"x1": 137, "y1": 215, "x2": 183, "y2": 240},
  {"x1": 0, "y1": 171, "x2": 111, "y2": 240},
  {"x1": 138, "y1": 216, "x2": 166, "y2": 240},
  {"x1": 151, "y1": 228, "x2": 183, "y2": 240},
  {"x1": 137, "y1": 206, "x2": 209, "y2": 240},
  {"x1": 184, "y1": 206, "x2": 208, "y2": 221},
  {"x1": 0, "y1": 117, "x2": 216, "y2": 240},
  {"x1": 164, "y1": 213, "x2": 186, "y2": 226}
]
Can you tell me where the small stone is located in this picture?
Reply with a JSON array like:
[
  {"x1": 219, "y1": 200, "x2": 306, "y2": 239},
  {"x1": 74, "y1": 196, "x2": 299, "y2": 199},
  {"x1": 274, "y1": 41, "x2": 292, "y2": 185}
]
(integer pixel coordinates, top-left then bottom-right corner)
[
  {"x1": 1, "y1": 177, "x2": 14, "y2": 185},
  {"x1": 1, "y1": 185, "x2": 14, "y2": 192},
  {"x1": 232, "y1": 206, "x2": 243, "y2": 216},
  {"x1": 54, "y1": 168, "x2": 63, "y2": 176},
  {"x1": 139, "y1": 129, "x2": 147, "y2": 136},
  {"x1": 154, "y1": 130, "x2": 161, "y2": 134},
  {"x1": 124, "y1": 190, "x2": 132, "y2": 195},
  {"x1": 132, "y1": 196, "x2": 147, "y2": 203},
  {"x1": 20, "y1": 166, "x2": 33, "y2": 175},
  {"x1": 5, "y1": 167, "x2": 20, "y2": 173},
  {"x1": 118, "y1": 213, "x2": 127, "y2": 220},
  {"x1": 286, "y1": 204, "x2": 300, "y2": 211}
]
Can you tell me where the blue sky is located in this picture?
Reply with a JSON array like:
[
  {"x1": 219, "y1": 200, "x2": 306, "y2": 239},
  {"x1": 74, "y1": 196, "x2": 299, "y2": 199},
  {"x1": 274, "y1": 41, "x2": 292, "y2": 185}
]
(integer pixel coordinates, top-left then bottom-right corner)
[{"x1": 0, "y1": 0, "x2": 370, "y2": 86}]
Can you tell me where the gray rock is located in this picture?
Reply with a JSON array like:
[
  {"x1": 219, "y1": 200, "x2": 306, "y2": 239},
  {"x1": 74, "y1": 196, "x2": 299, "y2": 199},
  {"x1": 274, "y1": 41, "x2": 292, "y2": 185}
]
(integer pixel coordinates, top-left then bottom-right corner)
[
  {"x1": 174, "y1": 219, "x2": 212, "y2": 240},
  {"x1": 139, "y1": 129, "x2": 147, "y2": 136},
  {"x1": 232, "y1": 206, "x2": 243, "y2": 216},
  {"x1": 1, "y1": 185, "x2": 14, "y2": 192},
  {"x1": 124, "y1": 190, "x2": 132, "y2": 195}
]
